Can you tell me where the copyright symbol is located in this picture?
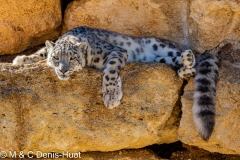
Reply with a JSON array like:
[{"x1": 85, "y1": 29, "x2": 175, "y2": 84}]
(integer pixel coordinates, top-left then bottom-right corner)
[{"x1": 0, "y1": 151, "x2": 7, "y2": 158}]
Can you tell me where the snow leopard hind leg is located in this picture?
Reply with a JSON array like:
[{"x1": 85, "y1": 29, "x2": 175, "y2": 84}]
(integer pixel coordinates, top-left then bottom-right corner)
[
  {"x1": 177, "y1": 50, "x2": 196, "y2": 79},
  {"x1": 193, "y1": 53, "x2": 220, "y2": 140},
  {"x1": 144, "y1": 38, "x2": 196, "y2": 79}
]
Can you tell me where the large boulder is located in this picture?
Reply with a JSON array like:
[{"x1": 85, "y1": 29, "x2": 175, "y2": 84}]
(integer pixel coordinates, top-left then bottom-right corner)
[
  {"x1": 178, "y1": 60, "x2": 240, "y2": 154},
  {"x1": 0, "y1": 62, "x2": 182, "y2": 153},
  {"x1": 189, "y1": 0, "x2": 240, "y2": 52},
  {"x1": 63, "y1": 0, "x2": 190, "y2": 48},
  {"x1": 2, "y1": 0, "x2": 240, "y2": 54},
  {"x1": 63, "y1": 0, "x2": 240, "y2": 52},
  {"x1": 0, "y1": 0, "x2": 62, "y2": 55}
]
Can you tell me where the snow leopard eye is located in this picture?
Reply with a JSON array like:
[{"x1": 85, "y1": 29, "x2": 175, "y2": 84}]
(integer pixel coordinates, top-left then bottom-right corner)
[
  {"x1": 70, "y1": 57, "x2": 76, "y2": 61},
  {"x1": 53, "y1": 56, "x2": 59, "y2": 60}
]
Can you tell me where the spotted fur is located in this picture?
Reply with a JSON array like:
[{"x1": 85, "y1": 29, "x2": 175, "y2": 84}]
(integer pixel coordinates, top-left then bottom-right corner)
[
  {"x1": 13, "y1": 47, "x2": 47, "y2": 65},
  {"x1": 13, "y1": 26, "x2": 197, "y2": 109},
  {"x1": 193, "y1": 53, "x2": 219, "y2": 140},
  {"x1": 191, "y1": 39, "x2": 240, "y2": 140}
]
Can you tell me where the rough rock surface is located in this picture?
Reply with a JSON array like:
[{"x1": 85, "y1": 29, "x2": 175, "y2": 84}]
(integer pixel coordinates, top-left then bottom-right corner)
[
  {"x1": 189, "y1": 0, "x2": 240, "y2": 52},
  {"x1": 0, "y1": 62, "x2": 182, "y2": 153},
  {"x1": 63, "y1": 0, "x2": 240, "y2": 52},
  {"x1": 178, "y1": 60, "x2": 240, "y2": 154},
  {"x1": 63, "y1": 0, "x2": 190, "y2": 48},
  {"x1": 0, "y1": 0, "x2": 61, "y2": 55},
  {"x1": 2, "y1": 0, "x2": 240, "y2": 54}
]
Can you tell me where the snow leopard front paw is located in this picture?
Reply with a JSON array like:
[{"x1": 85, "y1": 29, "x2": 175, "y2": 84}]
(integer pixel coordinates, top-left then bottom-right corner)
[
  {"x1": 13, "y1": 55, "x2": 27, "y2": 65},
  {"x1": 178, "y1": 67, "x2": 196, "y2": 79},
  {"x1": 181, "y1": 50, "x2": 195, "y2": 68},
  {"x1": 102, "y1": 76, "x2": 123, "y2": 109},
  {"x1": 13, "y1": 55, "x2": 39, "y2": 65}
]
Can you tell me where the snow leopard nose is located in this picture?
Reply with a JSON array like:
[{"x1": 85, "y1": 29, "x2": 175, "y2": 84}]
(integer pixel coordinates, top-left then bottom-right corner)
[
  {"x1": 59, "y1": 62, "x2": 69, "y2": 74},
  {"x1": 60, "y1": 69, "x2": 68, "y2": 74}
]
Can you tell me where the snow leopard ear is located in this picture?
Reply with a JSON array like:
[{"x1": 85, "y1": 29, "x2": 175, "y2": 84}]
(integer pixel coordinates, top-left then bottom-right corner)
[
  {"x1": 75, "y1": 42, "x2": 88, "y2": 68},
  {"x1": 45, "y1": 40, "x2": 55, "y2": 51},
  {"x1": 77, "y1": 42, "x2": 88, "y2": 53}
]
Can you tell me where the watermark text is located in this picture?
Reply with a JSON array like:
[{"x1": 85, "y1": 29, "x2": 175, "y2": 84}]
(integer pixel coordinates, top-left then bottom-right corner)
[{"x1": 0, "y1": 151, "x2": 81, "y2": 158}]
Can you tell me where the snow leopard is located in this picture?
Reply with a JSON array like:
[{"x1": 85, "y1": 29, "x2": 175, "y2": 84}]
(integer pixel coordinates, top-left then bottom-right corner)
[
  {"x1": 13, "y1": 26, "x2": 196, "y2": 108},
  {"x1": 13, "y1": 26, "x2": 224, "y2": 140}
]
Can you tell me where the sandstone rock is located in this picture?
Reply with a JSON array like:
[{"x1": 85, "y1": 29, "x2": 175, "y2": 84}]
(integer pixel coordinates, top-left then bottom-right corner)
[
  {"x1": 189, "y1": 0, "x2": 240, "y2": 52},
  {"x1": 178, "y1": 60, "x2": 240, "y2": 154},
  {"x1": 0, "y1": 62, "x2": 182, "y2": 153},
  {"x1": 63, "y1": 0, "x2": 190, "y2": 48},
  {"x1": 0, "y1": 0, "x2": 62, "y2": 55}
]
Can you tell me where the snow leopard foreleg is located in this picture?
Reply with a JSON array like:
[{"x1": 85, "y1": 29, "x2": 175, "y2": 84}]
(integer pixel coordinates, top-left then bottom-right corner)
[
  {"x1": 13, "y1": 47, "x2": 48, "y2": 65},
  {"x1": 102, "y1": 50, "x2": 128, "y2": 109}
]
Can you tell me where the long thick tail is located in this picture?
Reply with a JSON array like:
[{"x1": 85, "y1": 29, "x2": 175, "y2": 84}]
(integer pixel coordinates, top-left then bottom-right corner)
[{"x1": 193, "y1": 53, "x2": 220, "y2": 140}]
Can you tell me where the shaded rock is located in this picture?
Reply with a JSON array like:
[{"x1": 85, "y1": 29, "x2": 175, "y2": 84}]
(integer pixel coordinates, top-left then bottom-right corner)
[
  {"x1": 21, "y1": 149, "x2": 161, "y2": 160},
  {"x1": 0, "y1": 0, "x2": 62, "y2": 55},
  {"x1": 178, "y1": 60, "x2": 240, "y2": 154},
  {"x1": 72, "y1": 149, "x2": 161, "y2": 160},
  {"x1": 171, "y1": 144, "x2": 240, "y2": 160},
  {"x1": 63, "y1": 0, "x2": 190, "y2": 48},
  {"x1": 189, "y1": 0, "x2": 240, "y2": 52},
  {"x1": 0, "y1": 62, "x2": 182, "y2": 153}
]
